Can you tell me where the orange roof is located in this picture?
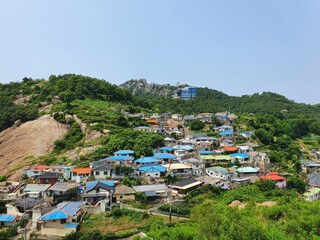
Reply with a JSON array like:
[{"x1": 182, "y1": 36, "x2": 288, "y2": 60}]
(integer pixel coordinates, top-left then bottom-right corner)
[
  {"x1": 224, "y1": 146, "x2": 239, "y2": 152},
  {"x1": 260, "y1": 175, "x2": 285, "y2": 181},
  {"x1": 146, "y1": 119, "x2": 158, "y2": 124},
  {"x1": 32, "y1": 165, "x2": 50, "y2": 170},
  {"x1": 269, "y1": 172, "x2": 279, "y2": 175},
  {"x1": 71, "y1": 168, "x2": 92, "y2": 175}
]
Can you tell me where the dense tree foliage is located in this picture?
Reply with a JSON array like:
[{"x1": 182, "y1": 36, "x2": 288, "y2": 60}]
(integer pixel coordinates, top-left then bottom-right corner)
[
  {"x1": 189, "y1": 119, "x2": 205, "y2": 131},
  {"x1": 91, "y1": 129, "x2": 164, "y2": 159}
]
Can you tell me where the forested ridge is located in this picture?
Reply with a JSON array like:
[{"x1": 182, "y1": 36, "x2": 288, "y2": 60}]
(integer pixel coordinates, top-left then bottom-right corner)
[{"x1": 121, "y1": 79, "x2": 320, "y2": 115}]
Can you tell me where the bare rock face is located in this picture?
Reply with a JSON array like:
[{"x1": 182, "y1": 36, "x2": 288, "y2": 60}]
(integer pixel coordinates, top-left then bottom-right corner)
[
  {"x1": 14, "y1": 95, "x2": 31, "y2": 105},
  {"x1": 73, "y1": 115, "x2": 87, "y2": 134},
  {"x1": 65, "y1": 114, "x2": 74, "y2": 123},
  {"x1": 0, "y1": 115, "x2": 69, "y2": 180},
  {"x1": 39, "y1": 104, "x2": 53, "y2": 113},
  {"x1": 86, "y1": 130, "x2": 103, "y2": 142},
  {"x1": 52, "y1": 95, "x2": 61, "y2": 103},
  {"x1": 13, "y1": 120, "x2": 21, "y2": 128},
  {"x1": 65, "y1": 145, "x2": 102, "y2": 161}
]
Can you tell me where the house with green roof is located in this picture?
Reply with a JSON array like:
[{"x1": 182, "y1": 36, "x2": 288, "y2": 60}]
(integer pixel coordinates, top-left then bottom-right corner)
[
  {"x1": 304, "y1": 188, "x2": 320, "y2": 201},
  {"x1": 206, "y1": 167, "x2": 230, "y2": 180}
]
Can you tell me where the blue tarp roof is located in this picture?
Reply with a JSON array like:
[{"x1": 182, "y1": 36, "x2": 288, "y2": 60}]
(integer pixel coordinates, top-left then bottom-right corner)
[
  {"x1": 40, "y1": 202, "x2": 83, "y2": 221},
  {"x1": 139, "y1": 165, "x2": 167, "y2": 173},
  {"x1": 198, "y1": 151, "x2": 214, "y2": 155},
  {"x1": 106, "y1": 156, "x2": 133, "y2": 161},
  {"x1": 219, "y1": 131, "x2": 234, "y2": 136},
  {"x1": 0, "y1": 214, "x2": 16, "y2": 222},
  {"x1": 154, "y1": 153, "x2": 177, "y2": 160},
  {"x1": 135, "y1": 157, "x2": 159, "y2": 164},
  {"x1": 229, "y1": 153, "x2": 250, "y2": 159},
  {"x1": 114, "y1": 150, "x2": 134, "y2": 155}
]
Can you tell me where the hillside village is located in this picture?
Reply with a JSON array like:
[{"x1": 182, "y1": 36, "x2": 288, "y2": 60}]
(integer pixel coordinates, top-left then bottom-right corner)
[
  {"x1": 1, "y1": 110, "x2": 320, "y2": 239},
  {"x1": 1, "y1": 76, "x2": 320, "y2": 239}
]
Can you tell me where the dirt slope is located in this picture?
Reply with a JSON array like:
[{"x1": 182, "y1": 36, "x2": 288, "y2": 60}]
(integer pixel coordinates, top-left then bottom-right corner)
[{"x1": 0, "y1": 115, "x2": 68, "y2": 180}]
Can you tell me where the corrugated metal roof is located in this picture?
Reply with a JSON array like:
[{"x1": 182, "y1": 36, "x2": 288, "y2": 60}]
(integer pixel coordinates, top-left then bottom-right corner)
[
  {"x1": 133, "y1": 184, "x2": 168, "y2": 192},
  {"x1": 48, "y1": 182, "x2": 80, "y2": 192},
  {"x1": 24, "y1": 184, "x2": 51, "y2": 192}
]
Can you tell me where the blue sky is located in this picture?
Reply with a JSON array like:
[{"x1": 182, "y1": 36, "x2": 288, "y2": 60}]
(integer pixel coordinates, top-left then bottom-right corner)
[{"x1": 1, "y1": 0, "x2": 320, "y2": 104}]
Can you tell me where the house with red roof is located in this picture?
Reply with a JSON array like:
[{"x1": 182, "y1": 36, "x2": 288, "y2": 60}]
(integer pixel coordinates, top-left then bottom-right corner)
[
  {"x1": 71, "y1": 168, "x2": 92, "y2": 183},
  {"x1": 260, "y1": 172, "x2": 286, "y2": 189}
]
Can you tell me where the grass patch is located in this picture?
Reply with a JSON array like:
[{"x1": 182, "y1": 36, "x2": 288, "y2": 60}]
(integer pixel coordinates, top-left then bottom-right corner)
[{"x1": 80, "y1": 210, "x2": 178, "y2": 234}]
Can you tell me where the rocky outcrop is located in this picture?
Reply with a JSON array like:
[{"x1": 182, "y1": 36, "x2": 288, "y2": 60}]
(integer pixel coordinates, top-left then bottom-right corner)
[
  {"x1": 73, "y1": 114, "x2": 87, "y2": 134},
  {"x1": 0, "y1": 115, "x2": 69, "y2": 180},
  {"x1": 120, "y1": 79, "x2": 176, "y2": 97},
  {"x1": 86, "y1": 130, "x2": 103, "y2": 142}
]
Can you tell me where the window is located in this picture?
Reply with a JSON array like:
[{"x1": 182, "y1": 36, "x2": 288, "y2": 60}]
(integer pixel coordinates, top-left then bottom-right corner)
[
  {"x1": 60, "y1": 219, "x2": 66, "y2": 224},
  {"x1": 95, "y1": 171, "x2": 100, "y2": 175},
  {"x1": 104, "y1": 171, "x2": 109, "y2": 175}
]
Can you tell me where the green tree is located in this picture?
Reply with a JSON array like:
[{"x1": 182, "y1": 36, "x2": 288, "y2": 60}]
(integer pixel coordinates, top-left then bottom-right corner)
[
  {"x1": 189, "y1": 119, "x2": 205, "y2": 131},
  {"x1": 287, "y1": 175, "x2": 306, "y2": 193}
]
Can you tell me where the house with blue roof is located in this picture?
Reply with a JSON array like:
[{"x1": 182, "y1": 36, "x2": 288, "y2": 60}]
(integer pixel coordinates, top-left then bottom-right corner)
[
  {"x1": 114, "y1": 150, "x2": 135, "y2": 157},
  {"x1": 216, "y1": 125, "x2": 234, "y2": 133},
  {"x1": 219, "y1": 131, "x2": 234, "y2": 137},
  {"x1": 39, "y1": 201, "x2": 84, "y2": 237},
  {"x1": 157, "y1": 147, "x2": 174, "y2": 154},
  {"x1": 154, "y1": 153, "x2": 178, "y2": 164},
  {"x1": 105, "y1": 156, "x2": 134, "y2": 165},
  {"x1": 139, "y1": 165, "x2": 167, "y2": 178},
  {"x1": 0, "y1": 214, "x2": 18, "y2": 227},
  {"x1": 81, "y1": 180, "x2": 114, "y2": 211},
  {"x1": 135, "y1": 157, "x2": 160, "y2": 166},
  {"x1": 134, "y1": 126, "x2": 152, "y2": 132},
  {"x1": 230, "y1": 153, "x2": 251, "y2": 166}
]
